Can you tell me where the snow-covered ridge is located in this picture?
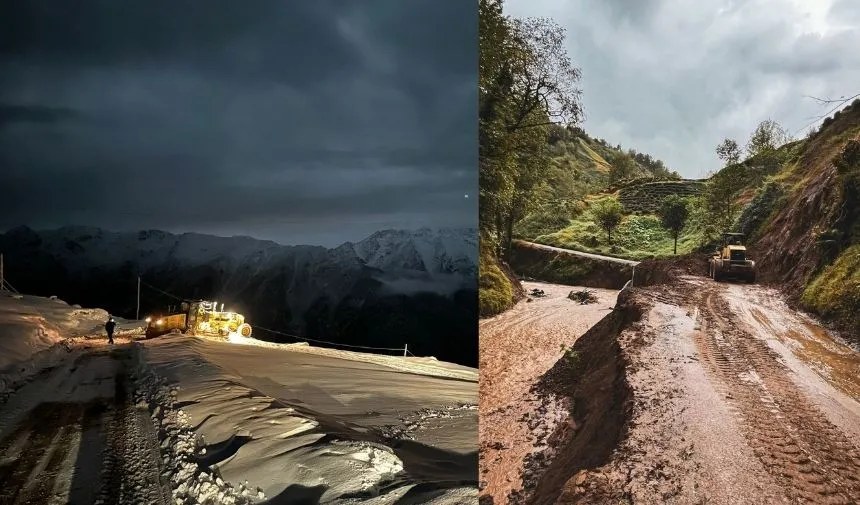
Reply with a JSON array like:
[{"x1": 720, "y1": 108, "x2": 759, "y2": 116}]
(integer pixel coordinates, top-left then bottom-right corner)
[
  {"x1": 350, "y1": 227, "x2": 478, "y2": 276},
  {"x1": 0, "y1": 225, "x2": 478, "y2": 278}
]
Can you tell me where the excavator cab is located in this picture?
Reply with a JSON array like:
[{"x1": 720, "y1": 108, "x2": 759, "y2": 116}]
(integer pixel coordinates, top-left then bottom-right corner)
[{"x1": 723, "y1": 232, "x2": 744, "y2": 248}]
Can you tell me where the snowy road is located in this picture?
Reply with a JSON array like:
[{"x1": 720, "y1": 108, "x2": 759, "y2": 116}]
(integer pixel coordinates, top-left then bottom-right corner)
[
  {"x1": 0, "y1": 293, "x2": 478, "y2": 504},
  {"x1": 0, "y1": 344, "x2": 170, "y2": 505}
]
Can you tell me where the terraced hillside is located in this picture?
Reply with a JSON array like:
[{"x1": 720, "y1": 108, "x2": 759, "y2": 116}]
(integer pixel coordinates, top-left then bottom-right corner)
[
  {"x1": 546, "y1": 126, "x2": 679, "y2": 192},
  {"x1": 617, "y1": 180, "x2": 706, "y2": 213}
]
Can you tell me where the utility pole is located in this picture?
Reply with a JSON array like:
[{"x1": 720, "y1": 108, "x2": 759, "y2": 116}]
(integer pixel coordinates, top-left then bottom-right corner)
[
  {"x1": 0, "y1": 254, "x2": 18, "y2": 294},
  {"x1": 136, "y1": 276, "x2": 141, "y2": 320}
]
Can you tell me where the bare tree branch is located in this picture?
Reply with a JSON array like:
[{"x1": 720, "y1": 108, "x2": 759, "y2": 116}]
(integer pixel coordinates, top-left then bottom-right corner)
[{"x1": 794, "y1": 92, "x2": 860, "y2": 137}]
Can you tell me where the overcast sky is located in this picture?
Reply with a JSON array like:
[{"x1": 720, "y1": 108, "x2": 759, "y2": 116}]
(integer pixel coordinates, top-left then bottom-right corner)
[
  {"x1": 505, "y1": 0, "x2": 860, "y2": 178},
  {"x1": 0, "y1": 1, "x2": 477, "y2": 247}
]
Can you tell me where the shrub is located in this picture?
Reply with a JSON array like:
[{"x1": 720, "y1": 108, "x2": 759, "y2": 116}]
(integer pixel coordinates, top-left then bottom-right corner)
[
  {"x1": 801, "y1": 245, "x2": 860, "y2": 335},
  {"x1": 479, "y1": 245, "x2": 514, "y2": 317}
]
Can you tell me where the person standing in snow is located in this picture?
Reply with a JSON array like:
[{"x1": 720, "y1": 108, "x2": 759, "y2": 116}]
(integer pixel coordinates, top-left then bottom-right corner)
[{"x1": 105, "y1": 316, "x2": 117, "y2": 344}]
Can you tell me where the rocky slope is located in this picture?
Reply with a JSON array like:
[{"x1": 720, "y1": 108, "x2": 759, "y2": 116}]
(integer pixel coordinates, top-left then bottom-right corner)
[
  {"x1": 737, "y1": 100, "x2": 860, "y2": 339},
  {"x1": 0, "y1": 226, "x2": 478, "y2": 366}
]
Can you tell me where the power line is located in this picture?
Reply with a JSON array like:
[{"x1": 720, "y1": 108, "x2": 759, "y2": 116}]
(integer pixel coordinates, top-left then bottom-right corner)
[
  {"x1": 139, "y1": 279, "x2": 184, "y2": 301},
  {"x1": 251, "y1": 325, "x2": 407, "y2": 352}
]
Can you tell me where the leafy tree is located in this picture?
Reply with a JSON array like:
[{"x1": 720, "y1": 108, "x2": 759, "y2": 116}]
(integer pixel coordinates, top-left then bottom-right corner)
[
  {"x1": 700, "y1": 172, "x2": 747, "y2": 239},
  {"x1": 591, "y1": 197, "x2": 624, "y2": 244},
  {"x1": 658, "y1": 195, "x2": 691, "y2": 254},
  {"x1": 608, "y1": 152, "x2": 638, "y2": 185},
  {"x1": 715, "y1": 138, "x2": 741, "y2": 166},
  {"x1": 479, "y1": 0, "x2": 583, "y2": 256},
  {"x1": 746, "y1": 119, "x2": 791, "y2": 158}
]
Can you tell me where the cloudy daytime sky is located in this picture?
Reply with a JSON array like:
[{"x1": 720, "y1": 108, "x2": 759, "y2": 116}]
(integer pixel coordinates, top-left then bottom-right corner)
[
  {"x1": 505, "y1": 0, "x2": 860, "y2": 178},
  {"x1": 0, "y1": 1, "x2": 477, "y2": 247}
]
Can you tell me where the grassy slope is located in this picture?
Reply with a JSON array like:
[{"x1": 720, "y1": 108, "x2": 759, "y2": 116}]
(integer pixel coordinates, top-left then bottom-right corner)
[
  {"x1": 516, "y1": 130, "x2": 689, "y2": 260},
  {"x1": 479, "y1": 244, "x2": 513, "y2": 317},
  {"x1": 801, "y1": 245, "x2": 860, "y2": 334},
  {"x1": 534, "y1": 213, "x2": 703, "y2": 261},
  {"x1": 527, "y1": 184, "x2": 706, "y2": 262}
]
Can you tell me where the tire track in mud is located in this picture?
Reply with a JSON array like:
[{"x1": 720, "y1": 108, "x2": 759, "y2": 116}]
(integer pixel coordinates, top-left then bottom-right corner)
[{"x1": 695, "y1": 289, "x2": 860, "y2": 504}]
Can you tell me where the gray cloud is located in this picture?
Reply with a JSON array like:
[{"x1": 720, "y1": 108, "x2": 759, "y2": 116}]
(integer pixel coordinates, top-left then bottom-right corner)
[
  {"x1": 505, "y1": 0, "x2": 860, "y2": 178},
  {"x1": 0, "y1": 0, "x2": 477, "y2": 246}
]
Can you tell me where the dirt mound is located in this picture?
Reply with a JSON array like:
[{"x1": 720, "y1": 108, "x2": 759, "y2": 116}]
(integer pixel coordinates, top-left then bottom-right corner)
[
  {"x1": 634, "y1": 253, "x2": 709, "y2": 286},
  {"x1": 509, "y1": 241, "x2": 633, "y2": 289},
  {"x1": 514, "y1": 290, "x2": 643, "y2": 505}
]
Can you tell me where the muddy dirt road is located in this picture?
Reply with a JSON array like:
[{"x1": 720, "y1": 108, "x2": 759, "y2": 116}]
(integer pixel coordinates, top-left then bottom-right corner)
[
  {"x1": 0, "y1": 342, "x2": 170, "y2": 505},
  {"x1": 482, "y1": 275, "x2": 860, "y2": 505},
  {"x1": 479, "y1": 282, "x2": 619, "y2": 503},
  {"x1": 548, "y1": 277, "x2": 860, "y2": 505}
]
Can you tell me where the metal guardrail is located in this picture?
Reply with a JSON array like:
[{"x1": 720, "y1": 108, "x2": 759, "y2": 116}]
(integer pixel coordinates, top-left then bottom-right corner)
[{"x1": 619, "y1": 264, "x2": 637, "y2": 293}]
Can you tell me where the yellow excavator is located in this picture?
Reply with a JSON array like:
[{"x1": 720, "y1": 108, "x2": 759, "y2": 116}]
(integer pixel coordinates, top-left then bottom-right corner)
[
  {"x1": 708, "y1": 232, "x2": 757, "y2": 283},
  {"x1": 145, "y1": 300, "x2": 253, "y2": 339}
]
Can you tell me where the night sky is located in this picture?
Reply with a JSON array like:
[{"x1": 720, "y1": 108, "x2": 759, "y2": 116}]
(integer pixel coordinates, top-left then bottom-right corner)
[{"x1": 0, "y1": 1, "x2": 478, "y2": 247}]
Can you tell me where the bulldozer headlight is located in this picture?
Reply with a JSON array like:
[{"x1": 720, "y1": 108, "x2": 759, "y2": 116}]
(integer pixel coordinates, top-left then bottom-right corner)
[
  {"x1": 145, "y1": 317, "x2": 152, "y2": 323},
  {"x1": 156, "y1": 319, "x2": 163, "y2": 325}
]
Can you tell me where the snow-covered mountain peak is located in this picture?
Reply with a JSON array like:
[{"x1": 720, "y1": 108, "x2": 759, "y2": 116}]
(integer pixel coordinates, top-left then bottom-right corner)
[
  {"x1": 349, "y1": 227, "x2": 477, "y2": 276},
  {"x1": 1, "y1": 225, "x2": 477, "y2": 279}
]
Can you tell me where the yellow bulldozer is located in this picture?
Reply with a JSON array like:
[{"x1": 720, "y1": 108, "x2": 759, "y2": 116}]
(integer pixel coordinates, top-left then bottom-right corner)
[
  {"x1": 708, "y1": 232, "x2": 757, "y2": 283},
  {"x1": 145, "y1": 300, "x2": 252, "y2": 339}
]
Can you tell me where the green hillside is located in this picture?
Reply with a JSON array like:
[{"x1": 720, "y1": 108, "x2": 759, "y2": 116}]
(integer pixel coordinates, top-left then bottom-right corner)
[
  {"x1": 546, "y1": 125, "x2": 680, "y2": 189},
  {"x1": 516, "y1": 126, "x2": 682, "y2": 243},
  {"x1": 520, "y1": 98, "x2": 860, "y2": 337},
  {"x1": 617, "y1": 180, "x2": 705, "y2": 214}
]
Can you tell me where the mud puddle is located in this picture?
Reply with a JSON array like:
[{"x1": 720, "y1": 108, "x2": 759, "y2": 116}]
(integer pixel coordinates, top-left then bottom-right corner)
[{"x1": 722, "y1": 284, "x2": 860, "y2": 403}]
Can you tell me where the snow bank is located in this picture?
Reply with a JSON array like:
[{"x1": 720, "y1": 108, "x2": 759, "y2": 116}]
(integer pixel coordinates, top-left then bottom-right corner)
[
  {"x1": 129, "y1": 342, "x2": 265, "y2": 505},
  {"x1": 0, "y1": 297, "x2": 64, "y2": 370},
  {"x1": 139, "y1": 335, "x2": 478, "y2": 503},
  {"x1": 223, "y1": 333, "x2": 478, "y2": 382},
  {"x1": 0, "y1": 294, "x2": 143, "y2": 397}
]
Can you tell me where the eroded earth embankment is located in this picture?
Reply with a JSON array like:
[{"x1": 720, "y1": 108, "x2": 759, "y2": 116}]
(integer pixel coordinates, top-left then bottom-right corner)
[{"x1": 493, "y1": 268, "x2": 860, "y2": 505}]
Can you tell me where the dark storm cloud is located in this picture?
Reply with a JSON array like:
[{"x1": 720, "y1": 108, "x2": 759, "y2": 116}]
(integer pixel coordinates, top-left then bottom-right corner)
[
  {"x1": 505, "y1": 0, "x2": 860, "y2": 178},
  {"x1": 0, "y1": 105, "x2": 80, "y2": 127},
  {"x1": 0, "y1": 0, "x2": 477, "y2": 246}
]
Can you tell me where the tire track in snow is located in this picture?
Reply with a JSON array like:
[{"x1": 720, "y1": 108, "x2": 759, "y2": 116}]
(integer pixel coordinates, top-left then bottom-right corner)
[{"x1": 0, "y1": 348, "x2": 171, "y2": 505}]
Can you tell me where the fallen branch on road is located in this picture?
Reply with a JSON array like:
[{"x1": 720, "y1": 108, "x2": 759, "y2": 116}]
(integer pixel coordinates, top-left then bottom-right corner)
[{"x1": 568, "y1": 289, "x2": 598, "y2": 305}]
